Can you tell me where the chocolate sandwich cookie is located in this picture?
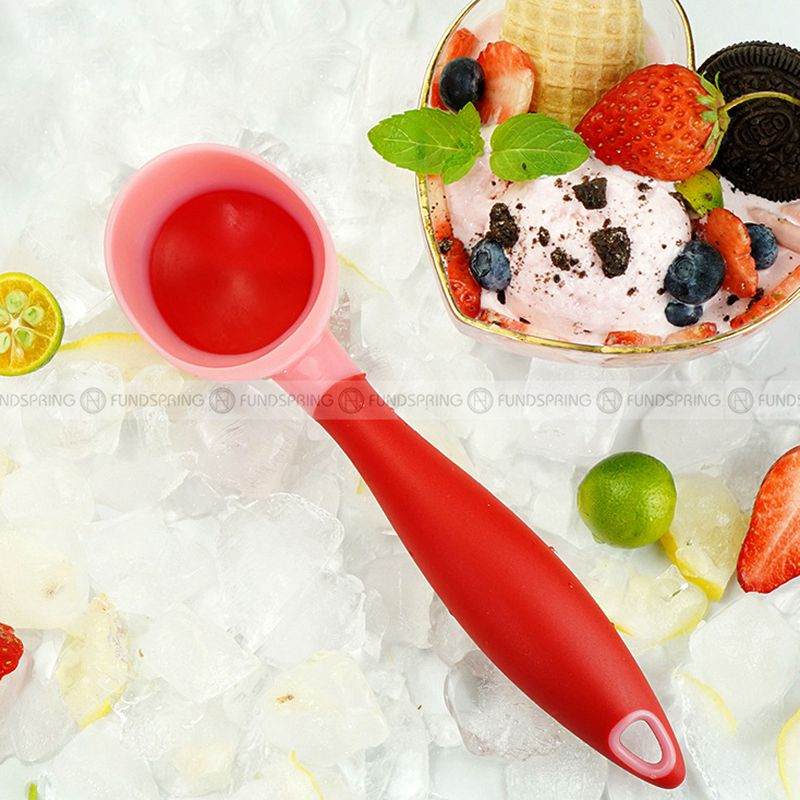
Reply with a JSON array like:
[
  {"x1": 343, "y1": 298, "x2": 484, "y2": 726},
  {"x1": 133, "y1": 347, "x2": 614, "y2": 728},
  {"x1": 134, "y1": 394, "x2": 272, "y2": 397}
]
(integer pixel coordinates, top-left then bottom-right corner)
[{"x1": 700, "y1": 42, "x2": 800, "y2": 202}]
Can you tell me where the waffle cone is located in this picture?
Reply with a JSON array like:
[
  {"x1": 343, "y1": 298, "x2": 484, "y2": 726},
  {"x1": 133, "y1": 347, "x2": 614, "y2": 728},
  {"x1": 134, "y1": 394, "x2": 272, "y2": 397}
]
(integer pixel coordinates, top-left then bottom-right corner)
[{"x1": 501, "y1": 0, "x2": 644, "y2": 129}]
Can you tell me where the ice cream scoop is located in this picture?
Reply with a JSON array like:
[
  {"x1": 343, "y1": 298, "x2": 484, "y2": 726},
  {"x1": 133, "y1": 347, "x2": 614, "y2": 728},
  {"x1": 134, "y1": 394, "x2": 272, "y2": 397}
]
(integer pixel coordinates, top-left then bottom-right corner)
[{"x1": 105, "y1": 143, "x2": 685, "y2": 789}]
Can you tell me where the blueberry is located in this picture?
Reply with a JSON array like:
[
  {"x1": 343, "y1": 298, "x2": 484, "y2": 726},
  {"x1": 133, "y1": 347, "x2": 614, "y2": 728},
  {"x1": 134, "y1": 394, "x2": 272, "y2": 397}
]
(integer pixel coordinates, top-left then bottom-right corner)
[
  {"x1": 665, "y1": 301, "x2": 703, "y2": 328},
  {"x1": 746, "y1": 223, "x2": 779, "y2": 270},
  {"x1": 470, "y1": 238, "x2": 511, "y2": 291},
  {"x1": 439, "y1": 58, "x2": 485, "y2": 112},
  {"x1": 664, "y1": 241, "x2": 726, "y2": 305}
]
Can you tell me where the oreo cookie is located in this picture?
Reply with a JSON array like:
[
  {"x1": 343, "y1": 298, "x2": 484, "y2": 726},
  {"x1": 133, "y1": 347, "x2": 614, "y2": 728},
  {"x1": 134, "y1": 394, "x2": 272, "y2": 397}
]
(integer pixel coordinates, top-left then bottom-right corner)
[{"x1": 699, "y1": 42, "x2": 800, "y2": 202}]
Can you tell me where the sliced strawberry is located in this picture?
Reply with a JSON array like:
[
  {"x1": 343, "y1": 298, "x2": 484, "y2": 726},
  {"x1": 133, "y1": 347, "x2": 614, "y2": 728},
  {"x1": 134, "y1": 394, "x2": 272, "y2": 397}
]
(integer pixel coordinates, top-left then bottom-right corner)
[
  {"x1": 731, "y1": 265, "x2": 800, "y2": 329},
  {"x1": 426, "y1": 175, "x2": 453, "y2": 244},
  {"x1": 705, "y1": 208, "x2": 759, "y2": 298},
  {"x1": 478, "y1": 309, "x2": 531, "y2": 333},
  {"x1": 446, "y1": 238, "x2": 481, "y2": 319},
  {"x1": 476, "y1": 41, "x2": 536, "y2": 125},
  {"x1": 430, "y1": 28, "x2": 480, "y2": 110},
  {"x1": 604, "y1": 331, "x2": 662, "y2": 347},
  {"x1": 664, "y1": 322, "x2": 719, "y2": 344},
  {"x1": 0, "y1": 623, "x2": 23, "y2": 680},
  {"x1": 738, "y1": 446, "x2": 800, "y2": 593}
]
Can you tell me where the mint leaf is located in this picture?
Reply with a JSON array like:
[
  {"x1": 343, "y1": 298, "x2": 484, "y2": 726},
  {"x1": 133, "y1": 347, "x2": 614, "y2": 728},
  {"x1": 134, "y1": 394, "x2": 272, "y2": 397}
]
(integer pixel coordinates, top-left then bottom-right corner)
[
  {"x1": 368, "y1": 104, "x2": 484, "y2": 184},
  {"x1": 490, "y1": 114, "x2": 590, "y2": 182}
]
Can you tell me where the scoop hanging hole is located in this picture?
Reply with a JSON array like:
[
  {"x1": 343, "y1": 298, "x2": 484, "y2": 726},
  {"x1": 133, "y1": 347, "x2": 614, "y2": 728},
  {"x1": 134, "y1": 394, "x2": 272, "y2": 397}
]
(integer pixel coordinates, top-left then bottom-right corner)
[
  {"x1": 620, "y1": 718, "x2": 662, "y2": 764},
  {"x1": 609, "y1": 710, "x2": 678, "y2": 781}
]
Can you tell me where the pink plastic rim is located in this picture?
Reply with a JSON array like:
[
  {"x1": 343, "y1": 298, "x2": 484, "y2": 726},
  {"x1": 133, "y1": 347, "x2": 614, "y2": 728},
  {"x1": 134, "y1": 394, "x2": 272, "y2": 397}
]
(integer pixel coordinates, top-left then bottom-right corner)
[
  {"x1": 609, "y1": 710, "x2": 678, "y2": 781},
  {"x1": 104, "y1": 144, "x2": 339, "y2": 381}
]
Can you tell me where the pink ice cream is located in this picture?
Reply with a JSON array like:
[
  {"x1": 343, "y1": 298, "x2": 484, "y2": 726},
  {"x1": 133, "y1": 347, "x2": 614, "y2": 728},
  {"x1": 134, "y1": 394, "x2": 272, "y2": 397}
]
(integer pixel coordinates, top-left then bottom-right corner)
[{"x1": 447, "y1": 155, "x2": 693, "y2": 342}]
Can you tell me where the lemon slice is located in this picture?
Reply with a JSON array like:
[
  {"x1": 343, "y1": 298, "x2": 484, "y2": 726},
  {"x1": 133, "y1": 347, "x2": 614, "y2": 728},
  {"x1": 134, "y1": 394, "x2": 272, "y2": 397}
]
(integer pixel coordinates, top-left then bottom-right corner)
[
  {"x1": 779, "y1": 707, "x2": 800, "y2": 799},
  {"x1": 55, "y1": 595, "x2": 130, "y2": 728},
  {"x1": 0, "y1": 273, "x2": 64, "y2": 376},
  {"x1": 587, "y1": 561, "x2": 708, "y2": 646},
  {"x1": 662, "y1": 475, "x2": 749, "y2": 601},
  {"x1": 60, "y1": 332, "x2": 162, "y2": 381},
  {"x1": 675, "y1": 671, "x2": 737, "y2": 735}
]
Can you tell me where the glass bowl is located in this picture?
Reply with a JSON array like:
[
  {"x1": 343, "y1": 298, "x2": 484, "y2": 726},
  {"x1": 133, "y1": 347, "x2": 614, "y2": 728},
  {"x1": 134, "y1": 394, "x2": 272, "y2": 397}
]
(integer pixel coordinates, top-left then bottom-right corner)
[{"x1": 416, "y1": 0, "x2": 800, "y2": 365}]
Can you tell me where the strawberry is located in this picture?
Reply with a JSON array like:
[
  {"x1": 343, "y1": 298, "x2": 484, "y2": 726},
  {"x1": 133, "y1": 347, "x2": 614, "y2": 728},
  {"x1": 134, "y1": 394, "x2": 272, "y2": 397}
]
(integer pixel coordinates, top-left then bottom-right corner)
[
  {"x1": 664, "y1": 322, "x2": 718, "y2": 344},
  {"x1": 477, "y1": 309, "x2": 531, "y2": 333},
  {"x1": 576, "y1": 64, "x2": 729, "y2": 182},
  {"x1": 430, "y1": 28, "x2": 480, "y2": 110},
  {"x1": 0, "y1": 623, "x2": 23, "y2": 680},
  {"x1": 476, "y1": 42, "x2": 536, "y2": 125},
  {"x1": 704, "y1": 208, "x2": 758, "y2": 298},
  {"x1": 604, "y1": 331, "x2": 662, "y2": 347},
  {"x1": 738, "y1": 446, "x2": 800, "y2": 593},
  {"x1": 445, "y1": 238, "x2": 481, "y2": 319},
  {"x1": 426, "y1": 175, "x2": 453, "y2": 244},
  {"x1": 731, "y1": 264, "x2": 800, "y2": 329}
]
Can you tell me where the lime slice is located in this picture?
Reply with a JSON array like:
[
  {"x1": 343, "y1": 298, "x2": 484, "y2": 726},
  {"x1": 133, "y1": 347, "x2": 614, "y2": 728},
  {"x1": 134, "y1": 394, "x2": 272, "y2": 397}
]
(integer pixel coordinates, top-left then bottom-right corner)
[
  {"x1": 662, "y1": 475, "x2": 749, "y2": 601},
  {"x1": 779, "y1": 707, "x2": 800, "y2": 800},
  {"x1": 0, "y1": 273, "x2": 64, "y2": 376},
  {"x1": 55, "y1": 595, "x2": 130, "y2": 728}
]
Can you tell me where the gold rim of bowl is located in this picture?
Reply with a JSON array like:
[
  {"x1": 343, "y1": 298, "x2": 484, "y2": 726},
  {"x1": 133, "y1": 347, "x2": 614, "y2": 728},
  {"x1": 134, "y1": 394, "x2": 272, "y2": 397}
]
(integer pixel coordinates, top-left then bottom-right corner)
[{"x1": 415, "y1": 0, "x2": 800, "y2": 357}]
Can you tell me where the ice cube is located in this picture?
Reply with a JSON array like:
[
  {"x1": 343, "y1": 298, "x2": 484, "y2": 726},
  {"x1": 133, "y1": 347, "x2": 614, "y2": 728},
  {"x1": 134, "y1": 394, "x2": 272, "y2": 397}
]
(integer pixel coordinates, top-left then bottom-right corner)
[
  {"x1": 0, "y1": 459, "x2": 94, "y2": 528},
  {"x1": 429, "y1": 746, "x2": 506, "y2": 800},
  {"x1": 47, "y1": 724, "x2": 159, "y2": 800},
  {"x1": 361, "y1": 554, "x2": 433, "y2": 648},
  {"x1": 504, "y1": 730, "x2": 608, "y2": 800},
  {"x1": 9, "y1": 676, "x2": 77, "y2": 763},
  {"x1": 258, "y1": 571, "x2": 366, "y2": 668},
  {"x1": 88, "y1": 453, "x2": 189, "y2": 512},
  {"x1": 522, "y1": 362, "x2": 628, "y2": 464},
  {"x1": 687, "y1": 594, "x2": 800, "y2": 718},
  {"x1": 365, "y1": 700, "x2": 430, "y2": 800},
  {"x1": 21, "y1": 361, "x2": 126, "y2": 460},
  {"x1": 400, "y1": 648, "x2": 461, "y2": 748},
  {"x1": 177, "y1": 397, "x2": 303, "y2": 500},
  {"x1": 149, "y1": 704, "x2": 242, "y2": 797},
  {"x1": 259, "y1": 651, "x2": 388, "y2": 766},
  {"x1": 430, "y1": 597, "x2": 475, "y2": 667},
  {"x1": 217, "y1": 494, "x2": 344, "y2": 650},
  {"x1": 137, "y1": 605, "x2": 259, "y2": 702},
  {"x1": 120, "y1": 681, "x2": 205, "y2": 762},
  {"x1": 606, "y1": 763, "x2": 698, "y2": 799},
  {"x1": 166, "y1": 472, "x2": 226, "y2": 521},
  {"x1": 445, "y1": 650, "x2": 563, "y2": 760},
  {"x1": 83, "y1": 509, "x2": 214, "y2": 618},
  {"x1": 231, "y1": 753, "x2": 351, "y2": 800},
  {"x1": 675, "y1": 671, "x2": 785, "y2": 799}
]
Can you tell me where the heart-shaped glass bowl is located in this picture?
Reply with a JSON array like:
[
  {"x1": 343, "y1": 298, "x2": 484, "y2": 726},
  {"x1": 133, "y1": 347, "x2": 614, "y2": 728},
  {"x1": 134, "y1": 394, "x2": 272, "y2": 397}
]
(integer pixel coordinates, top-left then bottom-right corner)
[{"x1": 417, "y1": 0, "x2": 800, "y2": 365}]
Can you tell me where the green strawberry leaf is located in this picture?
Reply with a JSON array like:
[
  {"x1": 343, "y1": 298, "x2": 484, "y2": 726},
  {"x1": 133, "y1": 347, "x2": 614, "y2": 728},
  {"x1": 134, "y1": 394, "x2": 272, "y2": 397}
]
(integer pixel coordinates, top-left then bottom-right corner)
[
  {"x1": 367, "y1": 103, "x2": 484, "y2": 184},
  {"x1": 490, "y1": 113, "x2": 590, "y2": 182}
]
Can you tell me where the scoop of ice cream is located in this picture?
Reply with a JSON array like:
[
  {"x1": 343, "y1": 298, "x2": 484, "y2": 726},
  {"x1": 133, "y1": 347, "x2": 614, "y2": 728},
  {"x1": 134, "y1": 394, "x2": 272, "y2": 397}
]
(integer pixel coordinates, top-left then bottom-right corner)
[{"x1": 446, "y1": 157, "x2": 692, "y2": 342}]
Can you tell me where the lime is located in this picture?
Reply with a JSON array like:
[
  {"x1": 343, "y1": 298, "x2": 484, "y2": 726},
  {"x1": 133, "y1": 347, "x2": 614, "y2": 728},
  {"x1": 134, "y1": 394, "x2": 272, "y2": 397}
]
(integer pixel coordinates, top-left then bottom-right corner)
[
  {"x1": 577, "y1": 452, "x2": 676, "y2": 548},
  {"x1": 0, "y1": 272, "x2": 64, "y2": 376}
]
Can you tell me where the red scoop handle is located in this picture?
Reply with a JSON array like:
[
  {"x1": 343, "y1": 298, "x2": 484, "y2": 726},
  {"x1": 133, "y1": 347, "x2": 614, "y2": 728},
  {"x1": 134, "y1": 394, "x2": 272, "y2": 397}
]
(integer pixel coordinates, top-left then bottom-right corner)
[{"x1": 315, "y1": 375, "x2": 685, "y2": 789}]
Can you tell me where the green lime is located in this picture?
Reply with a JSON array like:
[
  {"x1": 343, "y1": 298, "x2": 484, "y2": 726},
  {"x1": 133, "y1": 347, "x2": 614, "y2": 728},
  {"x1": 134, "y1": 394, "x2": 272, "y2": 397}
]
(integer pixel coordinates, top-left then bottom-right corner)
[
  {"x1": 0, "y1": 273, "x2": 64, "y2": 376},
  {"x1": 577, "y1": 452, "x2": 676, "y2": 549}
]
